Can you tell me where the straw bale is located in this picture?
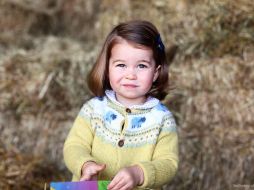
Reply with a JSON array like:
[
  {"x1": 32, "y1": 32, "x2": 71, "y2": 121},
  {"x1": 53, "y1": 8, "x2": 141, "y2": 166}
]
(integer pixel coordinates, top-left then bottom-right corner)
[
  {"x1": 164, "y1": 0, "x2": 254, "y2": 58},
  {"x1": 0, "y1": 36, "x2": 95, "y2": 112},
  {"x1": 0, "y1": 0, "x2": 98, "y2": 44},
  {"x1": 92, "y1": 0, "x2": 187, "y2": 46},
  {"x1": 173, "y1": 56, "x2": 254, "y2": 91},
  {"x1": 0, "y1": 36, "x2": 97, "y2": 171},
  {"x1": 0, "y1": 140, "x2": 66, "y2": 190},
  {"x1": 165, "y1": 54, "x2": 254, "y2": 189}
]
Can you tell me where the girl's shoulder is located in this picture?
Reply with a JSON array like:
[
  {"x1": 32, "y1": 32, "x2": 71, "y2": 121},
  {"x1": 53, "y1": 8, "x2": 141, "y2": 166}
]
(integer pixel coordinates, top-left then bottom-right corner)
[
  {"x1": 79, "y1": 96, "x2": 107, "y2": 114},
  {"x1": 86, "y1": 96, "x2": 107, "y2": 106},
  {"x1": 144, "y1": 101, "x2": 174, "y2": 124},
  {"x1": 150, "y1": 102, "x2": 177, "y2": 132},
  {"x1": 151, "y1": 101, "x2": 172, "y2": 116}
]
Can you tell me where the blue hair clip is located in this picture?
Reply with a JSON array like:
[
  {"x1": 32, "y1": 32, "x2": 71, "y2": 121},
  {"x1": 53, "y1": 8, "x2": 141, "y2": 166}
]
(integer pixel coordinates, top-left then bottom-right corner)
[{"x1": 156, "y1": 35, "x2": 165, "y2": 52}]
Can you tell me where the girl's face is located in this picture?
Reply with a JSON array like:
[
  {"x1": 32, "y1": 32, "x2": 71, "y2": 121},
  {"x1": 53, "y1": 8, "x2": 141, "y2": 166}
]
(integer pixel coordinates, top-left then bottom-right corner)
[{"x1": 109, "y1": 39, "x2": 159, "y2": 107}]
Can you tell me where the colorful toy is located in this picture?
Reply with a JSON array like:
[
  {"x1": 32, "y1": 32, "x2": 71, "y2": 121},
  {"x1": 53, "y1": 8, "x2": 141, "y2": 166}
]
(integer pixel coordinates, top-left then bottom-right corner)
[{"x1": 50, "y1": 180, "x2": 110, "y2": 190}]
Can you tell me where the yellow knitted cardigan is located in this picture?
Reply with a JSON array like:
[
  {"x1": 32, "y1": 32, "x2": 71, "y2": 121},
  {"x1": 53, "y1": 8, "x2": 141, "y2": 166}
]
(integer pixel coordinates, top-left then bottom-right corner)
[{"x1": 63, "y1": 91, "x2": 178, "y2": 190}]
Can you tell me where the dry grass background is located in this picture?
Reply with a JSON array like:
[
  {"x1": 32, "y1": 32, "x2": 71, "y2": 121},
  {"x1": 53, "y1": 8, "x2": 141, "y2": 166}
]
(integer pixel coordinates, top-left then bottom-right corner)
[{"x1": 0, "y1": 0, "x2": 254, "y2": 189}]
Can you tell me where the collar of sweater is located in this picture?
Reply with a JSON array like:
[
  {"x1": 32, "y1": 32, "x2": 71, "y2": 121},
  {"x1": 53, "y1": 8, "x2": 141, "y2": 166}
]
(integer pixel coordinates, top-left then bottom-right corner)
[{"x1": 105, "y1": 90, "x2": 159, "y2": 111}]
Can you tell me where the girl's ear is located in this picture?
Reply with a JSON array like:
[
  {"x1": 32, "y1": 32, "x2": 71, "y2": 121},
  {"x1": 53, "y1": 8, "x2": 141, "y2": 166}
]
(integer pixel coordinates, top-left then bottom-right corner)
[{"x1": 153, "y1": 65, "x2": 161, "y2": 82}]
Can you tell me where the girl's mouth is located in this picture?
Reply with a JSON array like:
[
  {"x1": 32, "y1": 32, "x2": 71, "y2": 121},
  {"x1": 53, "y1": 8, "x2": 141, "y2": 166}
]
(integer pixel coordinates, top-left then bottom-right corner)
[{"x1": 123, "y1": 84, "x2": 138, "y2": 88}]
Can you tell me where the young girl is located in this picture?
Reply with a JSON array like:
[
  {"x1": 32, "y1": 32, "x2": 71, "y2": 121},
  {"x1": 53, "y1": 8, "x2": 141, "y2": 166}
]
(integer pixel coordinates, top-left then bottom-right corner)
[{"x1": 63, "y1": 20, "x2": 178, "y2": 190}]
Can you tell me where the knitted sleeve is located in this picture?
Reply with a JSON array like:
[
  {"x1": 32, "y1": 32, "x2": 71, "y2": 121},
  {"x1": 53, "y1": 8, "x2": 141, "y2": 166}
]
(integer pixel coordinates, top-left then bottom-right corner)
[
  {"x1": 63, "y1": 100, "x2": 98, "y2": 180},
  {"x1": 136, "y1": 113, "x2": 179, "y2": 188}
]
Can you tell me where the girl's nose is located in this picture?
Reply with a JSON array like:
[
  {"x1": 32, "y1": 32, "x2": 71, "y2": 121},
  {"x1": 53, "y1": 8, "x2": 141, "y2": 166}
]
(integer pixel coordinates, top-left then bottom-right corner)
[{"x1": 125, "y1": 68, "x2": 137, "y2": 80}]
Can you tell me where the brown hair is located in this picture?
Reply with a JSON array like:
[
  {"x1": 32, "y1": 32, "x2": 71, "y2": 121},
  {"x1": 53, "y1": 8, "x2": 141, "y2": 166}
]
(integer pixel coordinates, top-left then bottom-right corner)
[{"x1": 87, "y1": 20, "x2": 169, "y2": 100}]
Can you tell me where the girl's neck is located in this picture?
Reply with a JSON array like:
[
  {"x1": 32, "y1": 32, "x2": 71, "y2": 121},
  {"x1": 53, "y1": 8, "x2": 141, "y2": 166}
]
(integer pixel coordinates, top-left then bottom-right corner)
[{"x1": 115, "y1": 95, "x2": 147, "y2": 107}]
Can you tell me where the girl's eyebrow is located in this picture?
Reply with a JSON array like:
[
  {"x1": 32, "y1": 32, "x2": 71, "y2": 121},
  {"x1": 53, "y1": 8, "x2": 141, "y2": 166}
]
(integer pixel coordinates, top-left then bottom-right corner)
[
  {"x1": 111, "y1": 59, "x2": 152, "y2": 64},
  {"x1": 138, "y1": 59, "x2": 152, "y2": 64},
  {"x1": 111, "y1": 59, "x2": 125, "y2": 63}
]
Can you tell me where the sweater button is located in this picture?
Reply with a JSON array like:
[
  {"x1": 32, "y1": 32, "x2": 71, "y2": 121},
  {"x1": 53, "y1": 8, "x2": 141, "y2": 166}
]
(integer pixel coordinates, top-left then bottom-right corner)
[
  {"x1": 126, "y1": 108, "x2": 131, "y2": 113},
  {"x1": 118, "y1": 139, "x2": 124, "y2": 147}
]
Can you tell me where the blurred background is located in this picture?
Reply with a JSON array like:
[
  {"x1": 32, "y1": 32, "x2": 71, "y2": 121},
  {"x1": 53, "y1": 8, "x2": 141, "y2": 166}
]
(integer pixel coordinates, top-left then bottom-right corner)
[{"x1": 0, "y1": 0, "x2": 254, "y2": 189}]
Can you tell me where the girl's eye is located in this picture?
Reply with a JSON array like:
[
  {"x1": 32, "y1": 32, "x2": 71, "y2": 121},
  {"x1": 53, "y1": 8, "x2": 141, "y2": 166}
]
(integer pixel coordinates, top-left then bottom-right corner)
[
  {"x1": 138, "y1": 64, "x2": 148, "y2": 68},
  {"x1": 116, "y1": 63, "x2": 126, "y2": 68}
]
